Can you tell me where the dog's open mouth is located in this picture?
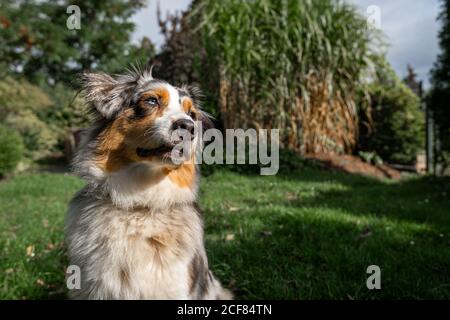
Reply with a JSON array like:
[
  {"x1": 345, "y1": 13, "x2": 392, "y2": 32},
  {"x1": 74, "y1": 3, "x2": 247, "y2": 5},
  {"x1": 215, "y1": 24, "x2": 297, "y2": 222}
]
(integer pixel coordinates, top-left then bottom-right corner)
[
  {"x1": 136, "y1": 145, "x2": 175, "y2": 158},
  {"x1": 136, "y1": 144, "x2": 188, "y2": 160}
]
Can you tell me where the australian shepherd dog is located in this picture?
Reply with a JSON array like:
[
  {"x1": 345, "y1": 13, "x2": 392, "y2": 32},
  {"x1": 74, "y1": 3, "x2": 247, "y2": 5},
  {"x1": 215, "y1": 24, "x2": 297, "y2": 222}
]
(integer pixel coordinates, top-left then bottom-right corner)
[{"x1": 65, "y1": 66, "x2": 232, "y2": 300}]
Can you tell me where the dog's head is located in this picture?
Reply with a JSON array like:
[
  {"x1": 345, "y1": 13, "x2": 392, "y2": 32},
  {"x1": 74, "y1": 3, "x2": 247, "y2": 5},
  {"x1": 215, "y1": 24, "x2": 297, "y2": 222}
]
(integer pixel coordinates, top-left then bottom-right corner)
[{"x1": 79, "y1": 66, "x2": 212, "y2": 173}]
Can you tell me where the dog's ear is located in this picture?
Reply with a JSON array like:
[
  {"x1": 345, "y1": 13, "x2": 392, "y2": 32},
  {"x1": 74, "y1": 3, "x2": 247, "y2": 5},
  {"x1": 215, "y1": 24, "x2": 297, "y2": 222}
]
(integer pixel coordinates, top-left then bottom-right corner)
[{"x1": 80, "y1": 72, "x2": 135, "y2": 119}]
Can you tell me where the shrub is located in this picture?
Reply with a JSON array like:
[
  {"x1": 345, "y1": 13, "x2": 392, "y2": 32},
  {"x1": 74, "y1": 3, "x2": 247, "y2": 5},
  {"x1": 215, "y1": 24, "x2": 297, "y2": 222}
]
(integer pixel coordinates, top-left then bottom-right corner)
[
  {"x1": 38, "y1": 83, "x2": 92, "y2": 155},
  {"x1": 0, "y1": 77, "x2": 91, "y2": 160},
  {"x1": 4, "y1": 110, "x2": 58, "y2": 160},
  {"x1": 359, "y1": 77, "x2": 425, "y2": 164},
  {"x1": 0, "y1": 125, "x2": 23, "y2": 176},
  {"x1": 41, "y1": 83, "x2": 91, "y2": 137},
  {"x1": 0, "y1": 77, "x2": 53, "y2": 116}
]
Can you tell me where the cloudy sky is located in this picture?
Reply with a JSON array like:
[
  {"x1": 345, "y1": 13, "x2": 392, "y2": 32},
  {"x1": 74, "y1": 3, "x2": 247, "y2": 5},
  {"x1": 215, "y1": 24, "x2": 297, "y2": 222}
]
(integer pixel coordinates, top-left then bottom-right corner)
[{"x1": 132, "y1": 0, "x2": 443, "y2": 87}]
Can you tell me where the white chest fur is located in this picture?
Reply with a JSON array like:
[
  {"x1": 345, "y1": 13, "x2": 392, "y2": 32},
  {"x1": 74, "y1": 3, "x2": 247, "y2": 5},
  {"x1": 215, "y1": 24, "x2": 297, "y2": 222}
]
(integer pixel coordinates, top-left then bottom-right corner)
[{"x1": 65, "y1": 195, "x2": 204, "y2": 299}]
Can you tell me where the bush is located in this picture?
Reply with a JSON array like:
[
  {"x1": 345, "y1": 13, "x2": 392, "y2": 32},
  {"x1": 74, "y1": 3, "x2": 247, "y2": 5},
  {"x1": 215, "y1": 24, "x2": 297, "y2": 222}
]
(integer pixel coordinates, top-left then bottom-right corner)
[
  {"x1": 0, "y1": 77, "x2": 53, "y2": 116},
  {"x1": 37, "y1": 83, "x2": 92, "y2": 155},
  {"x1": 41, "y1": 83, "x2": 91, "y2": 137},
  {"x1": 0, "y1": 77, "x2": 91, "y2": 161},
  {"x1": 0, "y1": 77, "x2": 56, "y2": 160},
  {"x1": 4, "y1": 110, "x2": 58, "y2": 160},
  {"x1": 0, "y1": 125, "x2": 23, "y2": 176},
  {"x1": 359, "y1": 81, "x2": 425, "y2": 164}
]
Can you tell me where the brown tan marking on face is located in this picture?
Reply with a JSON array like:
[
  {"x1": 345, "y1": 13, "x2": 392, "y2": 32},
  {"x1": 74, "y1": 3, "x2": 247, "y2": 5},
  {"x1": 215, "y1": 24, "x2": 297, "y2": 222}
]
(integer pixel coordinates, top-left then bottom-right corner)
[
  {"x1": 143, "y1": 87, "x2": 170, "y2": 107},
  {"x1": 94, "y1": 113, "x2": 134, "y2": 173},
  {"x1": 182, "y1": 97, "x2": 201, "y2": 121},
  {"x1": 95, "y1": 87, "x2": 171, "y2": 172},
  {"x1": 94, "y1": 86, "x2": 199, "y2": 186},
  {"x1": 182, "y1": 98, "x2": 193, "y2": 113}
]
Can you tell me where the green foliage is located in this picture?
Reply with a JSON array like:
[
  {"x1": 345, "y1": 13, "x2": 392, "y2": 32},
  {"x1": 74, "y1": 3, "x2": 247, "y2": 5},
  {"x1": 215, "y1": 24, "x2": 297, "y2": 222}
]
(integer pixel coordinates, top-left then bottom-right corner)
[
  {"x1": 4, "y1": 110, "x2": 58, "y2": 160},
  {"x1": 430, "y1": 0, "x2": 450, "y2": 167},
  {"x1": 0, "y1": 124, "x2": 23, "y2": 176},
  {"x1": 0, "y1": 76, "x2": 94, "y2": 159},
  {"x1": 127, "y1": 37, "x2": 157, "y2": 68},
  {"x1": 0, "y1": 0, "x2": 157, "y2": 160},
  {"x1": 188, "y1": 0, "x2": 379, "y2": 153},
  {"x1": 0, "y1": 77, "x2": 53, "y2": 115},
  {"x1": 359, "y1": 61, "x2": 425, "y2": 164},
  {"x1": 0, "y1": 0, "x2": 153, "y2": 85},
  {"x1": 0, "y1": 77, "x2": 59, "y2": 160},
  {"x1": 40, "y1": 83, "x2": 91, "y2": 145}
]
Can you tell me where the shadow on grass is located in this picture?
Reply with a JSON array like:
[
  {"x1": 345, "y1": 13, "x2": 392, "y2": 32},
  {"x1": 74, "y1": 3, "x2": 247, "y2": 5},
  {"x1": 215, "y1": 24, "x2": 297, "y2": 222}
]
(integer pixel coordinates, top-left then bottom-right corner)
[
  {"x1": 21, "y1": 248, "x2": 69, "y2": 300},
  {"x1": 223, "y1": 161, "x2": 450, "y2": 229},
  {"x1": 204, "y1": 168, "x2": 450, "y2": 299},
  {"x1": 1, "y1": 248, "x2": 69, "y2": 300},
  {"x1": 206, "y1": 204, "x2": 450, "y2": 299},
  {"x1": 276, "y1": 170, "x2": 450, "y2": 229},
  {"x1": 35, "y1": 155, "x2": 70, "y2": 174}
]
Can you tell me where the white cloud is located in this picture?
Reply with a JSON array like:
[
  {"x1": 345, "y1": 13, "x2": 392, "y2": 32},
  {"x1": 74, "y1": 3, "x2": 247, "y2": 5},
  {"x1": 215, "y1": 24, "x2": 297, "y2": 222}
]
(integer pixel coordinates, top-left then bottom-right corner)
[
  {"x1": 350, "y1": 0, "x2": 441, "y2": 87},
  {"x1": 132, "y1": 0, "x2": 441, "y2": 87}
]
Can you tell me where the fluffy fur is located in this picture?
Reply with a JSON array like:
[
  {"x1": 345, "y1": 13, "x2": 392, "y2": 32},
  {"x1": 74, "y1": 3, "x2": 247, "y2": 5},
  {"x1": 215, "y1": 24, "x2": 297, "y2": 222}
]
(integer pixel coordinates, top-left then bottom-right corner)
[{"x1": 65, "y1": 66, "x2": 231, "y2": 300}]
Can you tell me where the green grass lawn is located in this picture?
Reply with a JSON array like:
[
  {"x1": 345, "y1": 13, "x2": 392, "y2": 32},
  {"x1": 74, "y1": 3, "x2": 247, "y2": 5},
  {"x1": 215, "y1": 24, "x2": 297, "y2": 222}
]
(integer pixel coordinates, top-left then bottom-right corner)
[{"x1": 0, "y1": 166, "x2": 449, "y2": 299}]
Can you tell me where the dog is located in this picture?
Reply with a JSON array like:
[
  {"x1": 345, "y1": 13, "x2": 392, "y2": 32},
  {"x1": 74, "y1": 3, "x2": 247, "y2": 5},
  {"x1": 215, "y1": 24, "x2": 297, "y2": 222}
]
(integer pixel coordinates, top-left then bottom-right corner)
[{"x1": 65, "y1": 66, "x2": 232, "y2": 300}]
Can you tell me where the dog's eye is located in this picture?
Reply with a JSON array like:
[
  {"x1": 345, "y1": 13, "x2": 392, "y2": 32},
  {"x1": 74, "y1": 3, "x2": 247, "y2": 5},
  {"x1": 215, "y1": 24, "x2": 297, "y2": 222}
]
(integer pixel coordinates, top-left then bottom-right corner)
[{"x1": 146, "y1": 97, "x2": 159, "y2": 106}]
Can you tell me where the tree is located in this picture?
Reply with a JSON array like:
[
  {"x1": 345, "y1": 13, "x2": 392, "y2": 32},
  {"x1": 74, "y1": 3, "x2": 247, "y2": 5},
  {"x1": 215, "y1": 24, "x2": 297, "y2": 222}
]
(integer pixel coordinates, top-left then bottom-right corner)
[
  {"x1": 0, "y1": 0, "x2": 154, "y2": 85},
  {"x1": 430, "y1": 0, "x2": 450, "y2": 168},
  {"x1": 154, "y1": 3, "x2": 203, "y2": 86},
  {"x1": 403, "y1": 65, "x2": 422, "y2": 98},
  {"x1": 128, "y1": 36, "x2": 156, "y2": 68},
  {"x1": 359, "y1": 59, "x2": 425, "y2": 164}
]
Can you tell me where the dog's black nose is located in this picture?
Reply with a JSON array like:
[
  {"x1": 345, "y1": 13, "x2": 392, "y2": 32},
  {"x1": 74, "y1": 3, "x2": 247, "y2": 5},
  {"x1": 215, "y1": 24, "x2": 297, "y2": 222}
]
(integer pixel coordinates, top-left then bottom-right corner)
[{"x1": 172, "y1": 119, "x2": 195, "y2": 140}]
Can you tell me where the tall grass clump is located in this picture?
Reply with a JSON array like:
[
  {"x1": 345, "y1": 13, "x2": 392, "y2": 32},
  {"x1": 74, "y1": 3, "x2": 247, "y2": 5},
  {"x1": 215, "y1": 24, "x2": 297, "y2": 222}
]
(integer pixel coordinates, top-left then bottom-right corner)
[{"x1": 191, "y1": 0, "x2": 377, "y2": 154}]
